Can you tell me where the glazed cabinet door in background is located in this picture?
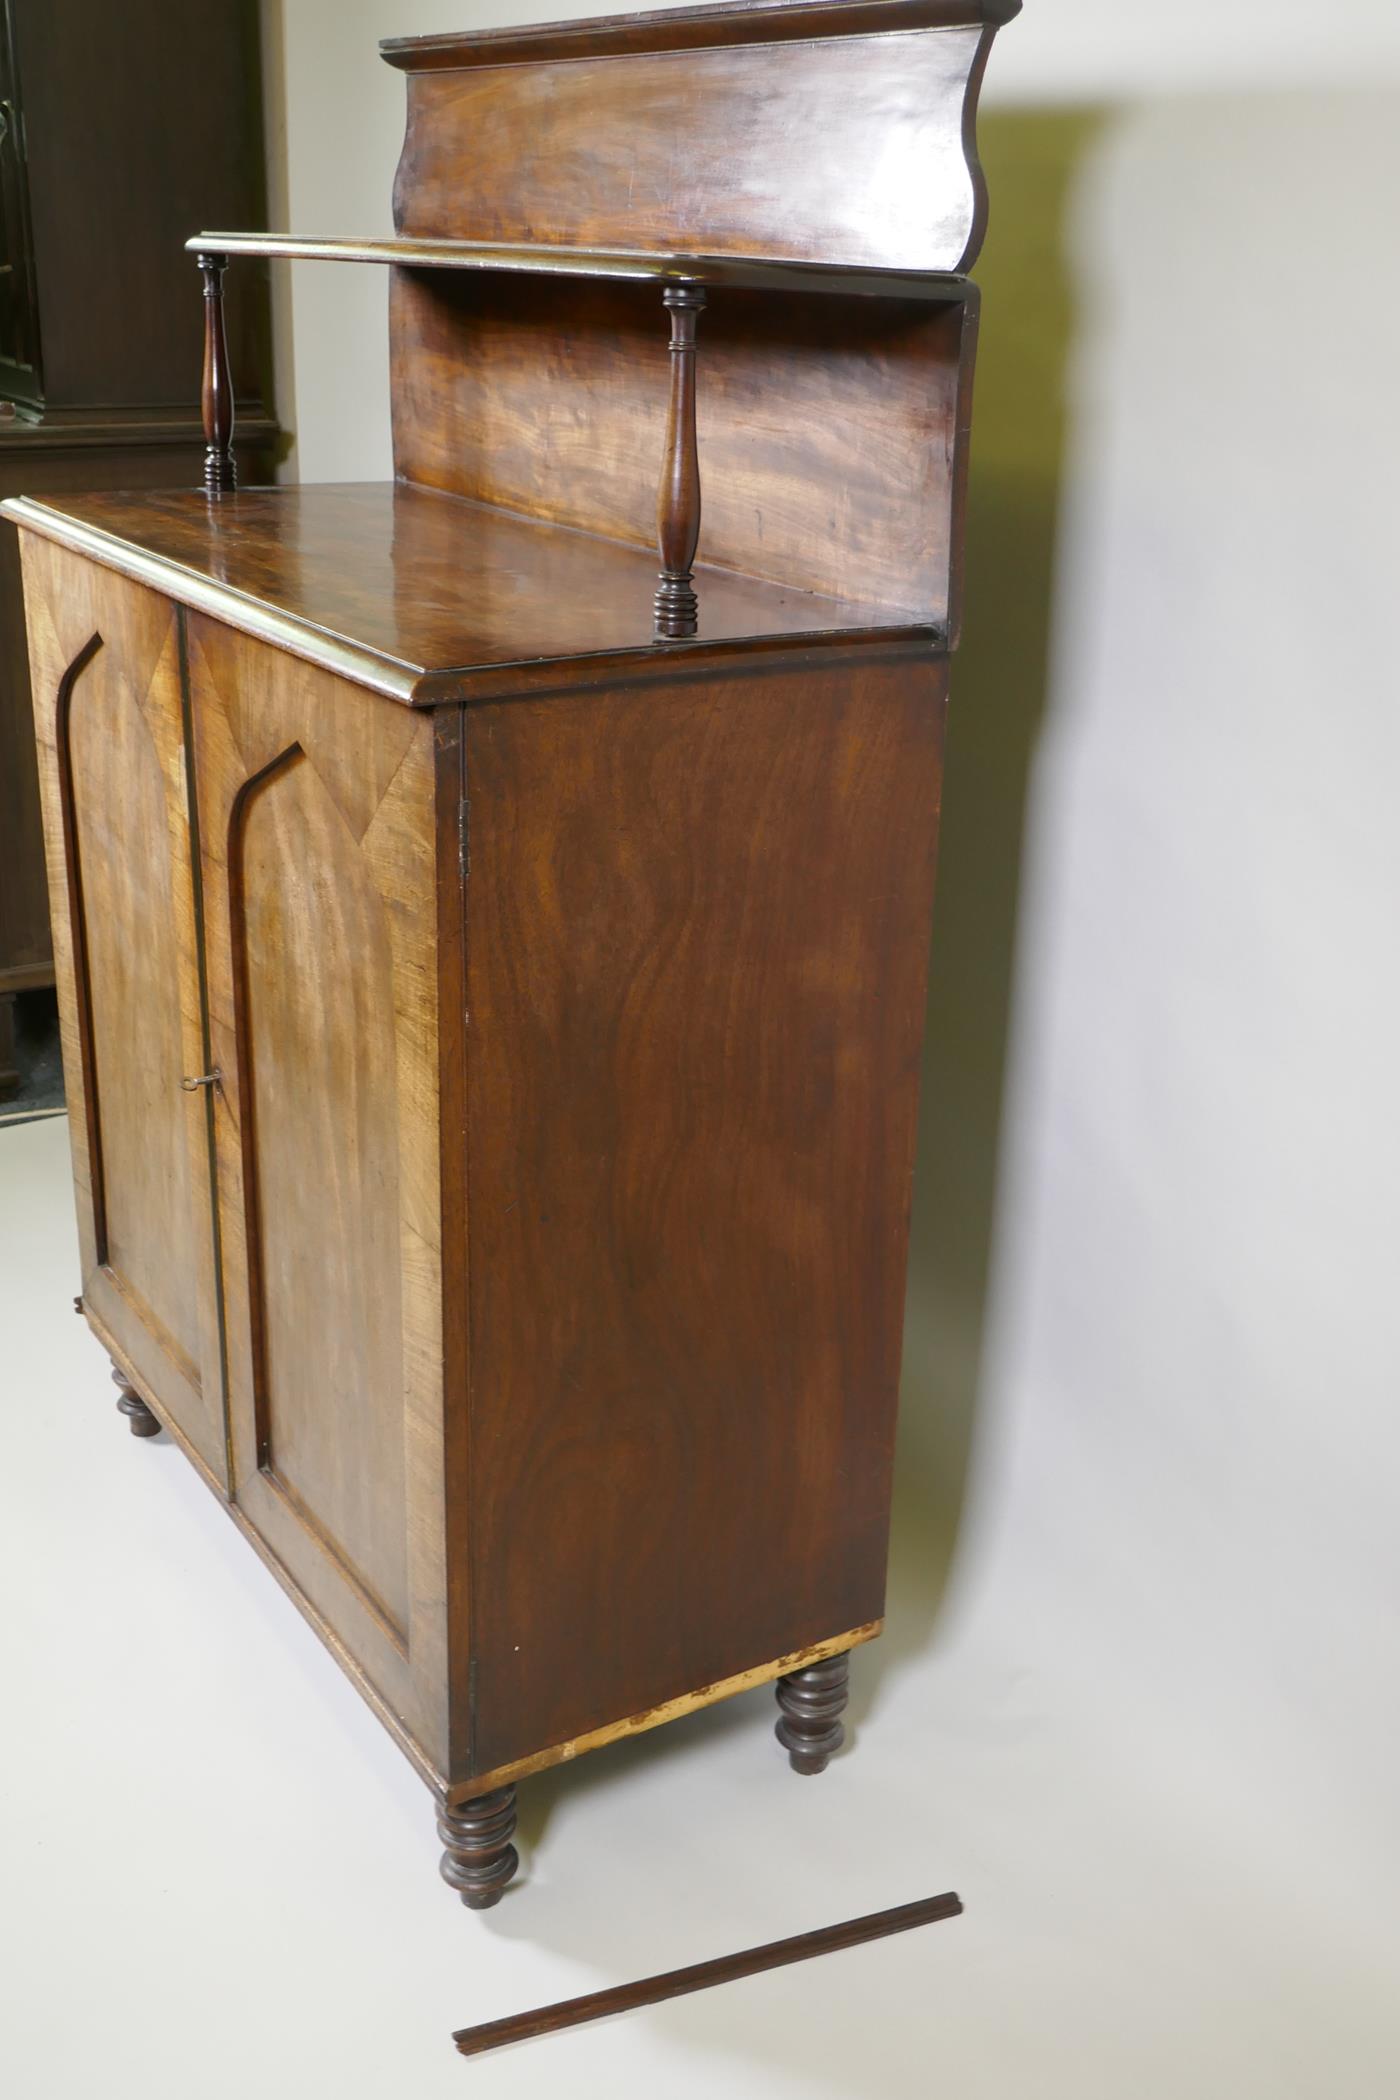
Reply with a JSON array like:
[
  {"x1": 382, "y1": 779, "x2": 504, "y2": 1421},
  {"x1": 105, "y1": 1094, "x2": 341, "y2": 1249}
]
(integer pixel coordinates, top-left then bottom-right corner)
[
  {"x1": 17, "y1": 540, "x2": 226, "y2": 1479},
  {"x1": 184, "y1": 615, "x2": 450, "y2": 1770}
]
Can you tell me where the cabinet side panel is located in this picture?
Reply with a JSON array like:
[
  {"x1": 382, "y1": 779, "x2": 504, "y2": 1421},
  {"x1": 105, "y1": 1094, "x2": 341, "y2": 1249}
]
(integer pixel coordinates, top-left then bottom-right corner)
[{"x1": 462, "y1": 657, "x2": 946, "y2": 1774}]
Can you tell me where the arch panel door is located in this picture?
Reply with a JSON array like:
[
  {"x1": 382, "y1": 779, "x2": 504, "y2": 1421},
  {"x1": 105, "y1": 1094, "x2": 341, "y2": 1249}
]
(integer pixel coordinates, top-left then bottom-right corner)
[
  {"x1": 185, "y1": 615, "x2": 449, "y2": 1766},
  {"x1": 19, "y1": 539, "x2": 225, "y2": 1477}
]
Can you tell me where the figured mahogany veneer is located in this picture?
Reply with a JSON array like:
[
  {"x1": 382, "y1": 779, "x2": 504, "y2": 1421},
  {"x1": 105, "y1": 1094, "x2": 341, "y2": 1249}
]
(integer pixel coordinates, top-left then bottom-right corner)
[
  {"x1": 389, "y1": 274, "x2": 977, "y2": 628},
  {"x1": 3, "y1": 482, "x2": 922, "y2": 704},
  {"x1": 386, "y1": 1, "x2": 1008, "y2": 273},
  {"x1": 5, "y1": 0, "x2": 1018, "y2": 1912}
]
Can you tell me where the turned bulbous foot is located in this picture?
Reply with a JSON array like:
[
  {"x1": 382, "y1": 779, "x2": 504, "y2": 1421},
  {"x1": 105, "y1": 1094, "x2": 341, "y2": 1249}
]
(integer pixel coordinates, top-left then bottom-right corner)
[
  {"x1": 438, "y1": 1785, "x2": 518, "y2": 1909},
  {"x1": 775, "y1": 1651, "x2": 850, "y2": 1774},
  {"x1": 112, "y1": 1366, "x2": 161, "y2": 1438}
]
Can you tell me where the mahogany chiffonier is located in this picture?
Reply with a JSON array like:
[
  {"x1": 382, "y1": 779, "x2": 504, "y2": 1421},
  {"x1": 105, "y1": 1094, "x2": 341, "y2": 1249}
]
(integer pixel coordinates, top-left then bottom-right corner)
[{"x1": 4, "y1": 0, "x2": 1018, "y2": 1910}]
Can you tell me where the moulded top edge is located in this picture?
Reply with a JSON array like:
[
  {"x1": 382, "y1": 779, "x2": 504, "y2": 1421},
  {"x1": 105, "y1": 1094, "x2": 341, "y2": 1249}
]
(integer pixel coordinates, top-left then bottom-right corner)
[
  {"x1": 379, "y1": 0, "x2": 1020, "y2": 73},
  {"x1": 0, "y1": 486, "x2": 943, "y2": 712}
]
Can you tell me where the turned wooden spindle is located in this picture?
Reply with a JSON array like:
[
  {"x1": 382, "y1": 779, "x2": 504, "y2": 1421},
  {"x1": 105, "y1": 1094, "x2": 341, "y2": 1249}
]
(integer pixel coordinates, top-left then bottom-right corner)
[
  {"x1": 111, "y1": 1364, "x2": 161, "y2": 1439},
  {"x1": 653, "y1": 283, "x2": 705, "y2": 639},
  {"x1": 437, "y1": 1785, "x2": 519, "y2": 1910},
  {"x1": 775, "y1": 1650, "x2": 850, "y2": 1774},
  {"x1": 196, "y1": 250, "x2": 237, "y2": 496}
]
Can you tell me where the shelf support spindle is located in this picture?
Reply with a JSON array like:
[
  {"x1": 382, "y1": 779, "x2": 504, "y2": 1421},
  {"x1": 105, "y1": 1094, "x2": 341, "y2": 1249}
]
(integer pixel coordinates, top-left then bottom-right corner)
[
  {"x1": 654, "y1": 284, "x2": 705, "y2": 639},
  {"x1": 196, "y1": 250, "x2": 237, "y2": 496}
]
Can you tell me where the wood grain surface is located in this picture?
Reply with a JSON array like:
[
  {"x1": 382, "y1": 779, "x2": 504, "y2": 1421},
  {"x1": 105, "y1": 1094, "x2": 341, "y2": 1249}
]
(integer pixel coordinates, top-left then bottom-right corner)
[
  {"x1": 392, "y1": 26, "x2": 991, "y2": 274},
  {"x1": 4, "y1": 485, "x2": 918, "y2": 705},
  {"x1": 187, "y1": 615, "x2": 451, "y2": 1767},
  {"x1": 392, "y1": 275, "x2": 971, "y2": 621},
  {"x1": 456, "y1": 653, "x2": 947, "y2": 1774},
  {"x1": 18, "y1": 538, "x2": 226, "y2": 1477}
]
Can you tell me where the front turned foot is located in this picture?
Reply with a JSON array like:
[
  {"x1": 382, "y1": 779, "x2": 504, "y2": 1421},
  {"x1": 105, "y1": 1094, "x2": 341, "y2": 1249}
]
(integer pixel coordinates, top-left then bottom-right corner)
[
  {"x1": 438, "y1": 1785, "x2": 518, "y2": 1909},
  {"x1": 112, "y1": 1365, "x2": 161, "y2": 1438},
  {"x1": 775, "y1": 1651, "x2": 850, "y2": 1774}
]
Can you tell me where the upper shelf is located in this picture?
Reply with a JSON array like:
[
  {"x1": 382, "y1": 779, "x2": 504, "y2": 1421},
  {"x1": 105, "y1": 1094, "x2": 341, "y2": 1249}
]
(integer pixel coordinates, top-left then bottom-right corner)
[{"x1": 187, "y1": 233, "x2": 969, "y2": 304}]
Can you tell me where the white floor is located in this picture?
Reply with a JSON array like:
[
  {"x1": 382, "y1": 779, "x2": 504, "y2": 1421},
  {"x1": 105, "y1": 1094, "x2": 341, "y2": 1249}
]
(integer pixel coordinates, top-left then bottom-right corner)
[{"x1": 1, "y1": 1111, "x2": 1395, "y2": 2099}]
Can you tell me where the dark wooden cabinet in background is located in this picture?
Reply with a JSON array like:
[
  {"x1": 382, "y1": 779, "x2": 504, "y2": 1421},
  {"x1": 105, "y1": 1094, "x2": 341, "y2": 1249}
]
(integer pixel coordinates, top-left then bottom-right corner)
[
  {"x1": 0, "y1": 0, "x2": 276, "y2": 1089},
  {"x1": 6, "y1": 0, "x2": 1018, "y2": 1908}
]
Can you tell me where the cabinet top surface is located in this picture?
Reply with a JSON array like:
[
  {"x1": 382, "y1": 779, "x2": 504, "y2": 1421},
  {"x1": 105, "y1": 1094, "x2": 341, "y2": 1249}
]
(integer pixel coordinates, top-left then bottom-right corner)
[{"x1": 3, "y1": 482, "x2": 925, "y2": 705}]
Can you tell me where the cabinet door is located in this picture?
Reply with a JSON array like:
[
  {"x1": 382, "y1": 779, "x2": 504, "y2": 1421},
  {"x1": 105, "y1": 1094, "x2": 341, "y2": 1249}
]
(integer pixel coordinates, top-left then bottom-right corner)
[
  {"x1": 185, "y1": 616, "x2": 449, "y2": 1767},
  {"x1": 20, "y1": 540, "x2": 226, "y2": 1479}
]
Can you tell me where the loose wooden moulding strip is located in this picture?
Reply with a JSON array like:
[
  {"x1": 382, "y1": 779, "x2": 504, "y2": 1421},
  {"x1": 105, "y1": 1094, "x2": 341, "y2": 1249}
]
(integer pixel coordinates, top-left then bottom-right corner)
[{"x1": 452, "y1": 1892, "x2": 965, "y2": 2056}]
